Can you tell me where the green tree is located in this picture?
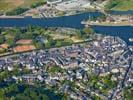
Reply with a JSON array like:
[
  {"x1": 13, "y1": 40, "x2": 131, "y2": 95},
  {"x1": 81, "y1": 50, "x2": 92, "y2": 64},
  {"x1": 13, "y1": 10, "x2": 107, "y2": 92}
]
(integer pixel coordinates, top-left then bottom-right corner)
[
  {"x1": 56, "y1": 40, "x2": 62, "y2": 47},
  {"x1": 45, "y1": 42, "x2": 51, "y2": 48},
  {"x1": 6, "y1": 38, "x2": 14, "y2": 47},
  {"x1": 0, "y1": 35, "x2": 5, "y2": 44},
  {"x1": 83, "y1": 27, "x2": 94, "y2": 34}
]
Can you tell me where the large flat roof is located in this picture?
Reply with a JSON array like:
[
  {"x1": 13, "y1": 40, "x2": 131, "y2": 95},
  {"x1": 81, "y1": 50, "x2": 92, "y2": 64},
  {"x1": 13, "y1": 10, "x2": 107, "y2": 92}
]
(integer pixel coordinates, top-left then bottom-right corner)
[{"x1": 47, "y1": 0, "x2": 62, "y2": 2}]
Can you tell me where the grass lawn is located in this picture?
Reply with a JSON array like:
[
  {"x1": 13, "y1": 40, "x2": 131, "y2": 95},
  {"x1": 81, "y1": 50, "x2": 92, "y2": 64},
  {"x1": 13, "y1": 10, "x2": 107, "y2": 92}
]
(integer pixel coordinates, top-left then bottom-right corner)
[
  {"x1": 106, "y1": 0, "x2": 133, "y2": 11},
  {"x1": 0, "y1": 0, "x2": 44, "y2": 12},
  {"x1": 50, "y1": 33, "x2": 84, "y2": 43}
]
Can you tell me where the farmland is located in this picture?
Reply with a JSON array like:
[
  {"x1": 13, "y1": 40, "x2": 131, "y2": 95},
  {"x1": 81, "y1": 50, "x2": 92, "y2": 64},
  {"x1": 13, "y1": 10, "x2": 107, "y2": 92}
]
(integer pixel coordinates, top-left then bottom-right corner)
[
  {"x1": 106, "y1": 0, "x2": 133, "y2": 11},
  {"x1": 0, "y1": 0, "x2": 45, "y2": 13}
]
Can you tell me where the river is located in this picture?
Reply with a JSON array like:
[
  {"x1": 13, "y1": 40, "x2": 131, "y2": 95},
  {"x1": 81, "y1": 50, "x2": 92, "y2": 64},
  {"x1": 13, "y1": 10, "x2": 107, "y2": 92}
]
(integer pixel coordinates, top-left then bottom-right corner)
[{"x1": 0, "y1": 12, "x2": 133, "y2": 45}]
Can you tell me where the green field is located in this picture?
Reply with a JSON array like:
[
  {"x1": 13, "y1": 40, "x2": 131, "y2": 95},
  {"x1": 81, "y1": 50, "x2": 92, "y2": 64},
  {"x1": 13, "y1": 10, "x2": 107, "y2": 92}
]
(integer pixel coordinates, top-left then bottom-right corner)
[
  {"x1": 106, "y1": 0, "x2": 133, "y2": 11},
  {"x1": 0, "y1": 0, "x2": 44, "y2": 12}
]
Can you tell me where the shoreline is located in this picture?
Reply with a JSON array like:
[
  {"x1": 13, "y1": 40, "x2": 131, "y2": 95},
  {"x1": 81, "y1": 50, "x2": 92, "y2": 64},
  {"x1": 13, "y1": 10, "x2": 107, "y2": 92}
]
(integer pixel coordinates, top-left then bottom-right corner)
[{"x1": 81, "y1": 21, "x2": 133, "y2": 27}]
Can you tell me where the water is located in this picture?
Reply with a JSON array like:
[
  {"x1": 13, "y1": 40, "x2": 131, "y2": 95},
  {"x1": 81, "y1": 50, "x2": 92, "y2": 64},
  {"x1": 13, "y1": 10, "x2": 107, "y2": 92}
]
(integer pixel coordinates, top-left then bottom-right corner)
[
  {"x1": 0, "y1": 11, "x2": 133, "y2": 99},
  {"x1": 92, "y1": 26, "x2": 133, "y2": 46},
  {"x1": 0, "y1": 12, "x2": 133, "y2": 45},
  {"x1": 0, "y1": 12, "x2": 102, "y2": 29},
  {"x1": 110, "y1": 10, "x2": 133, "y2": 15}
]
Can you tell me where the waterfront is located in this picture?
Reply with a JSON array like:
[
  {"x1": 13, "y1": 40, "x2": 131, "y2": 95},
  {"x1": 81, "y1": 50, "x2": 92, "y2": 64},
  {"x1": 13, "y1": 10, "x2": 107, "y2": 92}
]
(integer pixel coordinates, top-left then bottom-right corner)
[
  {"x1": 0, "y1": 12, "x2": 102, "y2": 28},
  {"x1": 92, "y1": 26, "x2": 133, "y2": 46},
  {"x1": 0, "y1": 12, "x2": 133, "y2": 45},
  {"x1": 0, "y1": 12, "x2": 132, "y2": 100},
  {"x1": 110, "y1": 10, "x2": 133, "y2": 15},
  {"x1": 0, "y1": 35, "x2": 132, "y2": 100}
]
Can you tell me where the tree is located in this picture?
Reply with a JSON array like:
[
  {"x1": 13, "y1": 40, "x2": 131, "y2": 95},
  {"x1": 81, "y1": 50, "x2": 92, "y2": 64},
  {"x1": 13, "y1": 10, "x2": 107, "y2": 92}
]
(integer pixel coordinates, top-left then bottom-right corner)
[
  {"x1": 12, "y1": 27, "x2": 21, "y2": 41},
  {"x1": 40, "y1": 95, "x2": 49, "y2": 100},
  {"x1": 83, "y1": 27, "x2": 94, "y2": 34},
  {"x1": 77, "y1": 30, "x2": 82, "y2": 38},
  {"x1": 56, "y1": 41, "x2": 62, "y2": 47},
  {"x1": 0, "y1": 36, "x2": 5, "y2": 44},
  {"x1": 6, "y1": 7, "x2": 29, "y2": 15},
  {"x1": 6, "y1": 38, "x2": 14, "y2": 47},
  {"x1": 0, "y1": 28, "x2": 2, "y2": 34},
  {"x1": 0, "y1": 90, "x2": 4, "y2": 100},
  {"x1": 45, "y1": 42, "x2": 51, "y2": 48}
]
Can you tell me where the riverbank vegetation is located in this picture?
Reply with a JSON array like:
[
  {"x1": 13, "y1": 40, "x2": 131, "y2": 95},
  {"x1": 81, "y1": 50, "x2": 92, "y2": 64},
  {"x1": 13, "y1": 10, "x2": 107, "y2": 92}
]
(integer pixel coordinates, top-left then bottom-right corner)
[
  {"x1": 0, "y1": 0, "x2": 46, "y2": 15},
  {"x1": 6, "y1": 7, "x2": 29, "y2": 16},
  {"x1": 0, "y1": 26, "x2": 95, "y2": 55},
  {"x1": 105, "y1": 0, "x2": 133, "y2": 11}
]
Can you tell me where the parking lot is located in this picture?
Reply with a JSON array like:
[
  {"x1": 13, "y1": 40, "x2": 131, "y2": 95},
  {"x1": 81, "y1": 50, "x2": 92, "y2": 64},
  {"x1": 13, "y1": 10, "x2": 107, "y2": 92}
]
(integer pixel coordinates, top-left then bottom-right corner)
[{"x1": 55, "y1": 0, "x2": 90, "y2": 11}]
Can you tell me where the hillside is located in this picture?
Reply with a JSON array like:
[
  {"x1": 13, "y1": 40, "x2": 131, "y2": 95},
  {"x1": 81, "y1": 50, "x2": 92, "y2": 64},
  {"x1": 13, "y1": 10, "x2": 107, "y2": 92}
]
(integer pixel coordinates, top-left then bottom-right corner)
[
  {"x1": 105, "y1": 0, "x2": 133, "y2": 11},
  {"x1": 0, "y1": 0, "x2": 45, "y2": 13}
]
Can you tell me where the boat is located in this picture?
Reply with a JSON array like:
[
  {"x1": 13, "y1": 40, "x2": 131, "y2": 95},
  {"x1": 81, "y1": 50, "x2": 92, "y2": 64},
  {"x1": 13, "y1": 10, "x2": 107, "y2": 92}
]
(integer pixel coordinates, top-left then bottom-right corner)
[{"x1": 129, "y1": 38, "x2": 133, "y2": 42}]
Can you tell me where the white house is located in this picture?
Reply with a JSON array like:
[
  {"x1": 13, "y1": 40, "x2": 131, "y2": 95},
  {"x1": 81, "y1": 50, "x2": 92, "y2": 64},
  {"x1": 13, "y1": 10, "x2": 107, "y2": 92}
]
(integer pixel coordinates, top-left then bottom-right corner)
[{"x1": 47, "y1": 0, "x2": 63, "y2": 5}]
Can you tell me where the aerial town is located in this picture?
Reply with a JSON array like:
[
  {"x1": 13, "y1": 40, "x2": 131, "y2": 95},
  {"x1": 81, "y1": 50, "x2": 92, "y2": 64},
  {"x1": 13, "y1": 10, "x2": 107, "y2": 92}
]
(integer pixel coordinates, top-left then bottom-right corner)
[{"x1": 0, "y1": 0, "x2": 133, "y2": 100}]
